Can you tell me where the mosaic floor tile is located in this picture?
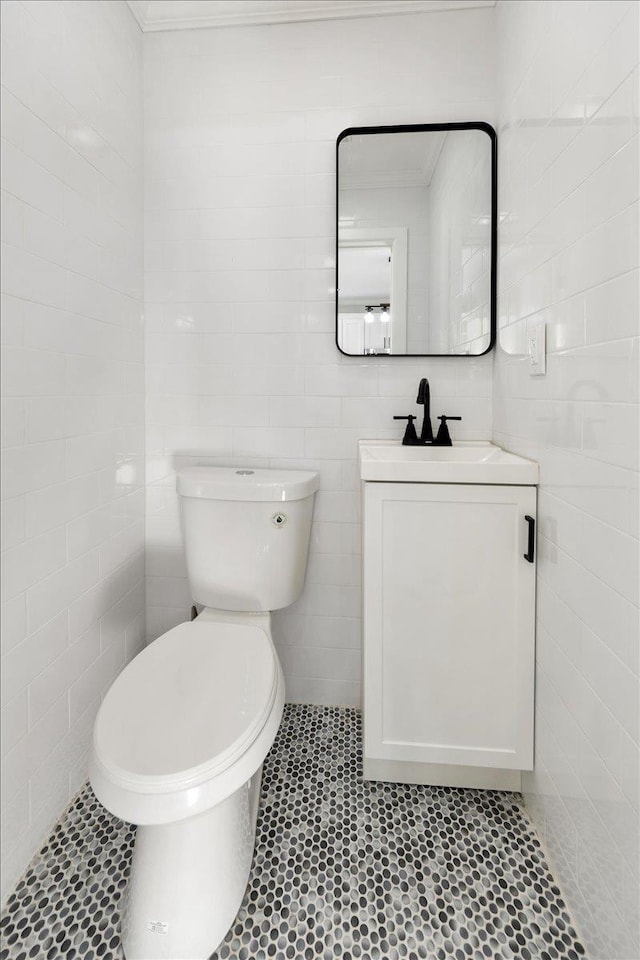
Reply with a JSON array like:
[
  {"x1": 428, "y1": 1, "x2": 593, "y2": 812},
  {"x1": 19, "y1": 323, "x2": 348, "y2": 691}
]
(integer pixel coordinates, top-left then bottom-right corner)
[{"x1": 1, "y1": 705, "x2": 586, "y2": 960}]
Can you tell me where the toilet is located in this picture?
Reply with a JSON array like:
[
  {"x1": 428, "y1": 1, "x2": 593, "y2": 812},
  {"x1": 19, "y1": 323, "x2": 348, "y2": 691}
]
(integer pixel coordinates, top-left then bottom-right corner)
[{"x1": 89, "y1": 466, "x2": 319, "y2": 960}]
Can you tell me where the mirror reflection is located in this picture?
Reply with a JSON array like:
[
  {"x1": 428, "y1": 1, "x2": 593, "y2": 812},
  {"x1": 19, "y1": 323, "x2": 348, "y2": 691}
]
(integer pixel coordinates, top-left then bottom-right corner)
[{"x1": 336, "y1": 124, "x2": 495, "y2": 357}]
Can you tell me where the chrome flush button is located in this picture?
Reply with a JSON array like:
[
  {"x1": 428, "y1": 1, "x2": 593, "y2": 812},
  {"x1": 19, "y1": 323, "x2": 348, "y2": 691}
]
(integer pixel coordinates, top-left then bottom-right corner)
[{"x1": 272, "y1": 512, "x2": 287, "y2": 527}]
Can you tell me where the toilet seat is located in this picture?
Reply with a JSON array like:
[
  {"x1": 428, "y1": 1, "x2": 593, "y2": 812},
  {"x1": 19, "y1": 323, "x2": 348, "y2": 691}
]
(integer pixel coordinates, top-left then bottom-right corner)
[{"x1": 90, "y1": 619, "x2": 283, "y2": 826}]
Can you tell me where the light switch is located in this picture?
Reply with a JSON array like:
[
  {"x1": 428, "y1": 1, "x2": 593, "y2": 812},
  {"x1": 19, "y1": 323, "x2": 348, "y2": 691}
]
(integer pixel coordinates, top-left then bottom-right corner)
[{"x1": 527, "y1": 321, "x2": 546, "y2": 376}]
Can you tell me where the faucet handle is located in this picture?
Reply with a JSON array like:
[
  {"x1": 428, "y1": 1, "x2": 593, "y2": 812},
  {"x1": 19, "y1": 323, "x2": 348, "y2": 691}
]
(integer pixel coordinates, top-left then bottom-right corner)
[
  {"x1": 435, "y1": 415, "x2": 461, "y2": 446},
  {"x1": 393, "y1": 414, "x2": 419, "y2": 445}
]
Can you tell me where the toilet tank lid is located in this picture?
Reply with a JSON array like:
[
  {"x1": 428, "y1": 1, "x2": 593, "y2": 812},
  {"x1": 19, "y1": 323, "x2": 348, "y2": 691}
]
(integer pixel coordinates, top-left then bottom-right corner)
[{"x1": 177, "y1": 466, "x2": 320, "y2": 502}]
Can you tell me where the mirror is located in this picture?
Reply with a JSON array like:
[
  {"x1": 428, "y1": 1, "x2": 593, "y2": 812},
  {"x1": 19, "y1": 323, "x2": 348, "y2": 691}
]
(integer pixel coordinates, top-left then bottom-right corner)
[{"x1": 336, "y1": 123, "x2": 496, "y2": 357}]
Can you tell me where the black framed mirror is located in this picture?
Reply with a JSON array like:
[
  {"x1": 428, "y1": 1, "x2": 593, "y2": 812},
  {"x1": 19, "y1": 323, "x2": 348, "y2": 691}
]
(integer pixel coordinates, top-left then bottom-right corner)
[{"x1": 336, "y1": 122, "x2": 497, "y2": 357}]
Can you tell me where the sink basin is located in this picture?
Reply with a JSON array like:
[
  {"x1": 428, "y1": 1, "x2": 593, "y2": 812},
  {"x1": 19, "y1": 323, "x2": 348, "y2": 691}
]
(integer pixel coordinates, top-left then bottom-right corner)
[{"x1": 359, "y1": 440, "x2": 538, "y2": 485}]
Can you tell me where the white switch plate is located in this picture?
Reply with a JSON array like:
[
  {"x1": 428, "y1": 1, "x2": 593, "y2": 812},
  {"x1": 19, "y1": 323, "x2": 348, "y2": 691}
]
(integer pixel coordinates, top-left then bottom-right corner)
[{"x1": 527, "y1": 321, "x2": 546, "y2": 376}]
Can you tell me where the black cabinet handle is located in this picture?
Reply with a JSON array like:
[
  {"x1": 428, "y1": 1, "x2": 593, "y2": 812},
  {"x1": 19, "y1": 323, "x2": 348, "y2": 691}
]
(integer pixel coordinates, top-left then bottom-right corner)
[{"x1": 524, "y1": 515, "x2": 535, "y2": 563}]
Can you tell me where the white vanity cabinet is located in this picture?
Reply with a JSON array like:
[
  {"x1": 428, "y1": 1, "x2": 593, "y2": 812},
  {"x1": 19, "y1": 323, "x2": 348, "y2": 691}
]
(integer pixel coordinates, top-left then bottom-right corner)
[{"x1": 360, "y1": 442, "x2": 538, "y2": 792}]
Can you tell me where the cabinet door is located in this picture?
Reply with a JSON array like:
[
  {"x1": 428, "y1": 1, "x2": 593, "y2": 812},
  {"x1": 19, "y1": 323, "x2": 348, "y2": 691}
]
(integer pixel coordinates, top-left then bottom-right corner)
[{"x1": 363, "y1": 482, "x2": 536, "y2": 771}]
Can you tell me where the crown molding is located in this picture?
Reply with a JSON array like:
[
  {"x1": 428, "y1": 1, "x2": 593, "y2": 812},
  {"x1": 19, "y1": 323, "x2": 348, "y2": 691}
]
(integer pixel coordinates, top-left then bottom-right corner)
[
  {"x1": 127, "y1": 1, "x2": 495, "y2": 33},
  {"x1": 126, "y1": 0, "x2": 150, "y2": 29}
]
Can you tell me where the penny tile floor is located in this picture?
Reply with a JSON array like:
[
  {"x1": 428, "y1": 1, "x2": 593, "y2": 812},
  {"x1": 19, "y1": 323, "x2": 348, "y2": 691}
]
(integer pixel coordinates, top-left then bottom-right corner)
[{"x1": 0, "y1": 705, "x2": 586, "y2": 960}]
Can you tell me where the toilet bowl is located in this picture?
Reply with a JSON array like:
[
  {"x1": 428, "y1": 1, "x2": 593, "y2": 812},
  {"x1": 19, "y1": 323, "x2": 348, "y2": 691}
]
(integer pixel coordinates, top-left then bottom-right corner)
[{"x1": 89, "y1": 467, "x2": 319, "y2": 960}]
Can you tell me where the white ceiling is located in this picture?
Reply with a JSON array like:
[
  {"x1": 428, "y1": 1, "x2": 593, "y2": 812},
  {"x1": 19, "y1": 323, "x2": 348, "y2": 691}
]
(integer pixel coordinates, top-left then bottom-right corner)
[
  {"x1": 339, "y1": 131, "x2": 447, "y2": 189},
  {"x1": 126, "y1": 0, "x2": 496, "y2": 32}
]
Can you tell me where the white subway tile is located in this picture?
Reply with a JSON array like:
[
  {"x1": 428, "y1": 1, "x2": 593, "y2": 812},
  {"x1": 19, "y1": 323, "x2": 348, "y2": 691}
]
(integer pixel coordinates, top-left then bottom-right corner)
[
  {"x1": 292, "y1": 582, "x2": 361, "y2": 619},
  {"x1": 306, "y1": 553, "x2": 361, "y2": 587},
  {"x1": 0, "y1": 595, "x2": 26, "y2": 657},
  {"x1": 0, "y1": 691, "x2": 28, "y2": 759},
  {"x1": 1, "y1": 139, "x2": 64, "y2": 221},
  {"x1": 0, "y1": 783, "x2": 29, "y2": 865},
  {"x1": 0, "y1": 189, "x2": 24, "y2": 248},
  {"x1": 309, "y1": 521, "x2": 360, "y2": 556},
  {"x1": 0, "y1": 399, "x2": 25, "y2": 449},
  {"x1": 285, "y1": 676, "x2": 360, "y2": 708},
  {"x1": 1, "y1": 612, "x2": 68, "y2": 707},
  {"x1": 1, "y1": 441, "x2": 66, "y2": 501},
  {"x1": 198, "y1": 396, "x2": 269, "y2": 428},
  {"x1": 69, "y1": 637, "x2": 125, "y2": 726},
  {"x1": 274, "y1": 612, "x2": 361, "y2": 651},
  {"x1": 23, "y1": 301, "x2": 101, "y2": 357},
  {"x1": 28, "y1": 624, "x2": 100, "y2": 726},
  {"x1": 341, "y1": 397, "x2": 413, "y2": 430},
  {"x1": 145, "y1": 576, "x2": 191, "y2": 609},
  {"x1": 280, "y1": 645, "x2": 360, "y2": 682},
  {"x1": 580, "y1": 625, "x2": 639, "y2": 743},
  {"x1": 581, "y1": 401, "x2": 638, "y2": 471},
  {"x1": 302, "y1": 428, "x2": 365, "y2": 461},
  {"x1": 233, "y1": 301, "x2": 304, "y2": 335},
  {"x1": 25, "y1": 475, "x2": 99, "y2": 539},
  {"x1": 0, "y1": 294, "x2": 24, "y2": 348},
  {"x1": 233, "y1": 427, "x2": 304, "y2": 460},
  {"x1": 1, "y1": 694, "x2": 69, "y2": 807},
  {"x1": 100, "y1": 582, "x2": 146, "y2": 651},
  {"x1": 580, "y1": 513, "x2": 639, "y2": 605},
  {"x1": 67, "y1": 505, "x2": 117, "y2": 562},
  {"x1": 585, "y1": 270, "x2": 639, "y2": 345},
  {"x1": 268, "y1": 397, "x2": 341, "y2": 428},
  {"x1": 67, "y1": 431, "x2": 123, "y2": 479},
  {"x1": 0, "y1": 496, "x2": 25, "y2": 552},
  {"x1": 585, "y1": 135, "x2": 638, "y2": 233},
  {"x1": 98, "y1": 523, "x2": 144, "y2": 579},
  {"x1": 496, "y1": 3, "x2": 639, "y2": 953},
  {"x1": 1, "y1": 526, "x2": 67, "y2": 602},
  {"x1": 1, "y1": 346, "x2": 66, "y2": 398}
]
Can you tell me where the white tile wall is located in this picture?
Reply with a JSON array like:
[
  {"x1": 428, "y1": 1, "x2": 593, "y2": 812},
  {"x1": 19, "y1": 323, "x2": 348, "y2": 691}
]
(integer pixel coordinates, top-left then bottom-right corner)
[
  {"x1": 428, "y1": 129, "x2": 492, "y2": 353},
  {"x1": 494, "y1": 1, "x2": 639, "y2": 957},
  {"x1": 0, "y1": 0, "x2": 144, "y2": 904},
  {"x1": 143, "y1": 8, "x2": 496, "y2": 707}
]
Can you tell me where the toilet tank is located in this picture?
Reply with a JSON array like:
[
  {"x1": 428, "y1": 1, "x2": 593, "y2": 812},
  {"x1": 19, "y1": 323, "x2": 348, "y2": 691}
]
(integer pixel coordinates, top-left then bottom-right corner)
[{"x1": 177, "y1": 467, "x2": 319, "y2": 612}]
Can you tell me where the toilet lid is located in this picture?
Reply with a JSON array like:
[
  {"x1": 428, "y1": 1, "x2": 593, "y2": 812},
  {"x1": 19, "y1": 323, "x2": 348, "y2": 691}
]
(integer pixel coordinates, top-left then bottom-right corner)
[{"x1": 93, "y1": 620, "x2": 277, "y2": 789}]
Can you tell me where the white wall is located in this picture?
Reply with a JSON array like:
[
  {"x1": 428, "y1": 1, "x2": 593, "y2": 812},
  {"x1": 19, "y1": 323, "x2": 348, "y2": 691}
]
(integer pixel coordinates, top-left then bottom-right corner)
[
  {"x1": 0, "y1": 0, "x2": 145, "y2": 903},
  {"x1": 494, "y1": 2, "x2": 639, "y2": 957},
  {"x1": 429, "y1": 129, "x2": 492, "y2": 354},
  {"x1": 144, "y1": 7, "x2": 496, "y2": 707}
]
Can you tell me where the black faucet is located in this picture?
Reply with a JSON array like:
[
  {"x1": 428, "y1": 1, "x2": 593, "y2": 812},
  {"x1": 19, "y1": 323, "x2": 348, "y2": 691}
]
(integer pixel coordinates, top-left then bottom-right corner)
[
  {"x1": 416, "y1": 377, "x2": 433, "y2": 443},
  {"x1": 393, "y1": 378, "x2": 462, "y2": 446},
  {"x1": 393, "y1": 414, "x2": 420, "y2": 444},
  {"x1": 434, "y1": 415, "x2": 462, "y2": 446}
]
